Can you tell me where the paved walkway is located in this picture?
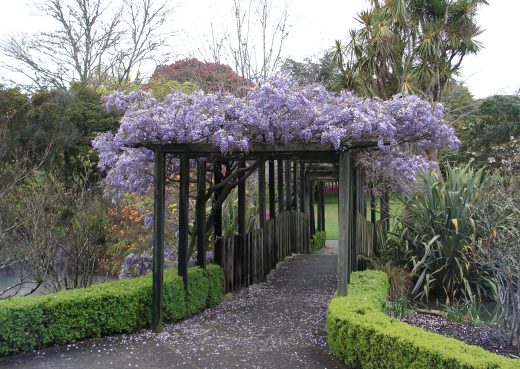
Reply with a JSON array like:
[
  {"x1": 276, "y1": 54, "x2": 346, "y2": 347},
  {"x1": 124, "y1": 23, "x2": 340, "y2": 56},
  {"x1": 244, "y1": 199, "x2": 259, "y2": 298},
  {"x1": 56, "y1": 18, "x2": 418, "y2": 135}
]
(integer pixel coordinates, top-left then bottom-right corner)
[{"x1": 0, "y1": 246, "x2": 345, "y2": 369}]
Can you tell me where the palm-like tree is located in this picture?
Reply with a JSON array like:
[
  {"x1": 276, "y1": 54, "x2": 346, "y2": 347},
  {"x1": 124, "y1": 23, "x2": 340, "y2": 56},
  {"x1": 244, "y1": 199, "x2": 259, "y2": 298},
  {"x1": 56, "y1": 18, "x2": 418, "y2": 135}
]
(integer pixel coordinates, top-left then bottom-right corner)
[{"x1": 333, "y1": 0, "x2": 488, "y2": 103}]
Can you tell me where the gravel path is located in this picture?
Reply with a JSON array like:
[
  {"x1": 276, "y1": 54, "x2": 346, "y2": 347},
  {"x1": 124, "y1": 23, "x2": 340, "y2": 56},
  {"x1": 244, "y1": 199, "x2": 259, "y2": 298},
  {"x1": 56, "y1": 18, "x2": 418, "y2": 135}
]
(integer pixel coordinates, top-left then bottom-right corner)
[{"x1": 0, "y1": 251, "x2": 346, "y2": 369}]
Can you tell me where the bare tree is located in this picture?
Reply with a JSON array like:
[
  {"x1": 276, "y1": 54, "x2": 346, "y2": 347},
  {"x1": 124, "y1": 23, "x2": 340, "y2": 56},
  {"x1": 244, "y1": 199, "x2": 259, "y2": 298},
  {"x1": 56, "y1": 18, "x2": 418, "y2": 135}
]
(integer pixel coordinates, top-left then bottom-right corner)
[
  {"x1": 229, "y1": 0, "x2": 289, "y2": 84},
  {"x1": 195, "y1": 0, "x2": 290, "y2": 86},
  {"x1": 1, "y1": 0, "x2": 172, "y2": 90}
]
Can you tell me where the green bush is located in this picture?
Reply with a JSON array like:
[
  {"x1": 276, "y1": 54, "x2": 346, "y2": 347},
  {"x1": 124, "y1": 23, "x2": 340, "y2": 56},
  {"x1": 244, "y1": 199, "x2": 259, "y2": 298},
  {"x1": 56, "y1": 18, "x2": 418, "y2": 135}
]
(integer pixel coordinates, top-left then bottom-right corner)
[
  {"x1": 310, "y1": 231, "x2": 327, "y2": 253},
  {"x1": 326, "y1": 270, "x2": 518, "y2": 369},
  {"x1": 204, "y1": 264, "x2": 225, "y2": 307},
  {"x1": 398, "y1": 165, "x2": 496, "y2": 301},
  {"x1": 0, "y1": 265, "x2": 224, "y2": 356}
]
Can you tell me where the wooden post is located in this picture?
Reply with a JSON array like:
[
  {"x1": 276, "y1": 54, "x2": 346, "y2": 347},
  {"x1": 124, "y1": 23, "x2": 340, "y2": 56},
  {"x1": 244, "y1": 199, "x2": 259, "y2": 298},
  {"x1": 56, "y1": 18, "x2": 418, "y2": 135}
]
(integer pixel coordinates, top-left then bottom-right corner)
[
  {"x1": 238, "y1": 161, "x2": 246, "y2": 235},
  {"x1": 350, "y1": 162, "x2": 357, "y2": 275},
  {"x1": 258, "y1": 158, "x2": 266, "y2": 228},
  {"x1": 293, "y1": 161, "x2": 299, "y2": 211},
  {"x1": 338, "y1": 150, "x2": 351, "y2": 296},
  {"x1": 299, "y1": 163, "x2": 305, "y2": 212},
  {"x1": 309, "y1": 181, "x2": 315, "y2": 236},
  {"x1": 370, "y1": 189, "x2": 377, "y2": 254},
  {"x1": 152, "y1": 151, "x2": 165, "y2": 333},
  {"x1": 303, "y1": 171, "x2": 311, "y2": 247},
  {"x1": 236, "y1": 161, "x2": 246, "y2": 287},
  {"x1": 268, "y1": 160, "x2": 275, "y2": 219},
  {"x1": 284, "y1": 160, "x2": 291, "y2": 211},
  {"x1": 196, "y1": 159, "x2": 206, "y2": 268},
  {"x1": 213, "y1": 162, "x2": 223, "y2": 266},
  {"x1": 320, "y1": 181, "x2": 326, "y2": 232},
  {"x1": 277, "y1": 160, "x2": 284, "y2": 213},
  {"x1": 178, "y1": 155, "x2": 190, "y2": 293},
  {"x1": 317, "y1": 181, "x2": 324, "y2": 232}
]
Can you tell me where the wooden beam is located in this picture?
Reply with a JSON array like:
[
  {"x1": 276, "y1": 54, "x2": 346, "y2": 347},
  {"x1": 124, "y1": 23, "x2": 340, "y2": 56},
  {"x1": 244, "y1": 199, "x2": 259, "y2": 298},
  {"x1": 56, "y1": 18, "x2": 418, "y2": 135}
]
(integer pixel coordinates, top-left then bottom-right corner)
[
  {"x1": 144, "y1": 141, "x2": 380, "y2": 154},
  {"x1": 338, "y1": 150, "x2": 351, "y2": 296},
  {"x1": 178, "y1": 154, "x2": 189, "y2": 292},
  {"x1": 196, "y1": 160, "x2": 206, "y2": 269},
  {"x1": 152, "y1": 151, "x2": 165, "y2": 333}
]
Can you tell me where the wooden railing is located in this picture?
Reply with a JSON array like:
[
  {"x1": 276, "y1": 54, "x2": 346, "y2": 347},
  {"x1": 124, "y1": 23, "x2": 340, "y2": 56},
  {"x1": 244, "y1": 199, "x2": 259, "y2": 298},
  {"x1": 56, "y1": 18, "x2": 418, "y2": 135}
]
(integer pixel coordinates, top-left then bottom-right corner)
[{"x1": 220, "y1": 210, "x2": 309, "y2": 292}]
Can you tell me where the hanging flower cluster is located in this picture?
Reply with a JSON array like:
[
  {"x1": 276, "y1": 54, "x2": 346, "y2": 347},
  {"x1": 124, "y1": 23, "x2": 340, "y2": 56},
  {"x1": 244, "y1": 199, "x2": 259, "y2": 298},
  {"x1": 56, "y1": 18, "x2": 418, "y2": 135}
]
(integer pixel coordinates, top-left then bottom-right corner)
[{"x1": 93, "y1": 76, "x2": 459, "y2": 197}]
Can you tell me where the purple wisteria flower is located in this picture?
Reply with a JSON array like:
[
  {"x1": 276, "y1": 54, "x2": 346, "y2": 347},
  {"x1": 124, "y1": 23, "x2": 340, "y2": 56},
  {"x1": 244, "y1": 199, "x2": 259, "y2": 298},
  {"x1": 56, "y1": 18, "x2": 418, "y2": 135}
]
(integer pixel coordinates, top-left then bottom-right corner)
[{"x1": 94, "y1": 76, "x2": 459, "y2": 199}]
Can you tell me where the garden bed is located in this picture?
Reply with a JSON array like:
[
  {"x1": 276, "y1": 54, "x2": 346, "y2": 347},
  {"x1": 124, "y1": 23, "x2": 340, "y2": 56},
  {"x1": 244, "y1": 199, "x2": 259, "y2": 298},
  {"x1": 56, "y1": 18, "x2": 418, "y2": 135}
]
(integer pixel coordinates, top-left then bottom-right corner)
[{"x1": 405, "y1": 311, "x2": 519, "y2": 359}]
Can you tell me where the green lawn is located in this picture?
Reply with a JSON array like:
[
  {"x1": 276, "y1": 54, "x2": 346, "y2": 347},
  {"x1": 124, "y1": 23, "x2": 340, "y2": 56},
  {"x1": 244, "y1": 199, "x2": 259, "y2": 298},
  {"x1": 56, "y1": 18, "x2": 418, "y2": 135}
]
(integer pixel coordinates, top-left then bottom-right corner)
[{"x1": 319, "y1": 192, "x2": 404, "y2": 240}]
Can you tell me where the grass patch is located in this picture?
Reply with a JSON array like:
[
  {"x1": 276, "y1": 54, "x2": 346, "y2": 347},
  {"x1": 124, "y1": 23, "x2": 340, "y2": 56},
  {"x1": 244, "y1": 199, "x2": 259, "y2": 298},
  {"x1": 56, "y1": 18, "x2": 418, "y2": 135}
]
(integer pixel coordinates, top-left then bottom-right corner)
[{"x1": 320, "y1": 192, "x2": 404, "y2": 240}]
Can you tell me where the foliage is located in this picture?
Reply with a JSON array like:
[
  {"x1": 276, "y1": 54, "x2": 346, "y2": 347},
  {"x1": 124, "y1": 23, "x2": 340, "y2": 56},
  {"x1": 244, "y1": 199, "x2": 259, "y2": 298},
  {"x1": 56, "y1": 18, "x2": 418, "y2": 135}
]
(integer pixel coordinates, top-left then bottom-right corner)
[
  {"x1": 333, "y1": 0, "x2": 487, "y2": 102},
  {"x1": 93, "y1": 76, "x2": 458, "y2": 200},
  {"x1": 1, "y1": 172, "x2": 110, "y2": 295},
  {"x1": 309, "y1": 231, "x2": 326, "y2": 254},
  {"x1": 459, "y1": 95, "x2": 520, "y2": 174},
  {"x1": 326, "y1": 270, "x2": 518, "y2": 369},
  {"x1": 444, "y1": 300, "x2": 480, "y2": 323},
  {"x1": 474, "y1": 180, "x2": 520, "y2": 349},
  {"x1": 397, "y1": 165, "x2": 496, "y2": 302},
  {"x1": 204, "y1": 264, "x2": 224, "y2": 307},
  {"x1": 281, "y1": 53, "x2": 337, "y2": 87},
  {"x1": 221, "y1": 188, "x2": 258, "y2": 237},
  {"x1": 145, "y1": 77, "x2": 200, "y2": 100},
  {"x1": 385, "y1": 295, "x2": 411, "y2": 320},
  {"x1": 152, "y1": 59, "x2": 255, "y2": 96},
  {"x1": 0, "y1": 265, "x2": 224, "y2": 356}
]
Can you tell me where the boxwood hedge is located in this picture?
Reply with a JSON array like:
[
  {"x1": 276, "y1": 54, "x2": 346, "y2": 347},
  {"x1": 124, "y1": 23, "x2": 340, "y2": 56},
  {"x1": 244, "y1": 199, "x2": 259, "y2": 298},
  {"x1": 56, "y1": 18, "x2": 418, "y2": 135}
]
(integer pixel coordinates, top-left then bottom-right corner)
[
  {"x1": 326, "y1": 270, "x2": 518, "y2": 369},
  {"x1": 0, "y1": 265, "x2": 224, "y2": 356}
]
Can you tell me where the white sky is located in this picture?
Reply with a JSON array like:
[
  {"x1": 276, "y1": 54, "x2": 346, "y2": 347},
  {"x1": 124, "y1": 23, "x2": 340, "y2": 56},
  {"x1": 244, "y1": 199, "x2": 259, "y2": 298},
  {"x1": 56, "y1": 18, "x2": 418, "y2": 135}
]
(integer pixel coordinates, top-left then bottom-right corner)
[{"x1": 0, "y1": 0, "x2": 518, "y2": 98}]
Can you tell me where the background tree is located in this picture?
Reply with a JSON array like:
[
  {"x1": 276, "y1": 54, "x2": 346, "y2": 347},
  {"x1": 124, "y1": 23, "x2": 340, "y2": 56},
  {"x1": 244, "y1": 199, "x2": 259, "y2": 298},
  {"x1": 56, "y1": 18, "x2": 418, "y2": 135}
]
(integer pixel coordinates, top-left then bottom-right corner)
[
  {"x1": 280, "y1": 53, "x2": 337, "y2": 87},
  {"x1": 198, "y1": 0, "x2": 290, "y2": 86},
  {"x1": 333, "y1": 0, "x2": 487, "y2": 101},
  {"x1": 460, "y1": 94, "x2": 520, "y2": 174},
  {"x1": 1, "y1": 0, "x2": 172, "y2": 90},
  {"x1": 151, "y1": 58, "x2": 255, "y2": 95}
]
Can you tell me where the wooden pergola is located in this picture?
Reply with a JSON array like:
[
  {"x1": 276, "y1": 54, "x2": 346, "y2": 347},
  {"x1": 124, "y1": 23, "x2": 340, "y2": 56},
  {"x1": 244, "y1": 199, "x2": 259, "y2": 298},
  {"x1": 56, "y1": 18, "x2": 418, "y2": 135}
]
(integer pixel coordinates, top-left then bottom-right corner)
[{"x1": 147, "y1": 142, "x2": 376, "y2": 332}]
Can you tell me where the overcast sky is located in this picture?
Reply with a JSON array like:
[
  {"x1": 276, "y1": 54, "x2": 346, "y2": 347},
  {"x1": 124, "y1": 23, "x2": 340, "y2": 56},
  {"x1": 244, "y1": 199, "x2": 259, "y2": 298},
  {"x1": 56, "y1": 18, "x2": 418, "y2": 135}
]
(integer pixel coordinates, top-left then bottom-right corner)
[{"x1": 0, "y1": 0, "x2": 518, "y2": 98}]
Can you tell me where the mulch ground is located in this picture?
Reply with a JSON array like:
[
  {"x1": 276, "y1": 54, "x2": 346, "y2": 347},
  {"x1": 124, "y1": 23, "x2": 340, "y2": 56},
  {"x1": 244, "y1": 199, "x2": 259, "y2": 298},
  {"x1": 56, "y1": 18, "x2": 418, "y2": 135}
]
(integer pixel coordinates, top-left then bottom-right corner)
[{"x1": 404, "y1": 311, "x2": 519, "y2": 359}]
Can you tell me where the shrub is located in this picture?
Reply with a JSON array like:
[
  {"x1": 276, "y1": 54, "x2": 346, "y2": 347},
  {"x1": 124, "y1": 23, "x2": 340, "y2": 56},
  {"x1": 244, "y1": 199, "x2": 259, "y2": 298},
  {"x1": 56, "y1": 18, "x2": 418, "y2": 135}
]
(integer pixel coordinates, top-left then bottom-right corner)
[
  {"x1": 310, "y1": 231, "x2": 326, "y2": 253},
  {"x1": 204, "y1": 264, "x2": 225, "y2": 307},
  {"x1": 0, "y1": 265, "x2": 224, "y2": 356},
  {"x1": 398, "y1": 165, "x2": 496, "y2": 301},
  {"x1": 326, "y1": 270, "x2": 518, "y2": 369}
]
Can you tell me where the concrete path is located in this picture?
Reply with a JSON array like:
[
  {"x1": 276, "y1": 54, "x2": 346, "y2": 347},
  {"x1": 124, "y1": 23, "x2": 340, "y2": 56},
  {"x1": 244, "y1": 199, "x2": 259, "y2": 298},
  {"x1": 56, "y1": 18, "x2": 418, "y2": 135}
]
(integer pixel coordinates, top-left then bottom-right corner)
[{"x1": 0, "y1": 251, "x2": 346, "y2": 369}]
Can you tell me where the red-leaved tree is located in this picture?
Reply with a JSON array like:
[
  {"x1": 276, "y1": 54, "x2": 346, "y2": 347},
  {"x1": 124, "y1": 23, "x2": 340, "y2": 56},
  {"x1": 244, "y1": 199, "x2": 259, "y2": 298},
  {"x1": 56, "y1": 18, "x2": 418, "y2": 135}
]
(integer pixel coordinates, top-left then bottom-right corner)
[{"x1": 152, "y1": 59, "x2": 255, "y2": 96}]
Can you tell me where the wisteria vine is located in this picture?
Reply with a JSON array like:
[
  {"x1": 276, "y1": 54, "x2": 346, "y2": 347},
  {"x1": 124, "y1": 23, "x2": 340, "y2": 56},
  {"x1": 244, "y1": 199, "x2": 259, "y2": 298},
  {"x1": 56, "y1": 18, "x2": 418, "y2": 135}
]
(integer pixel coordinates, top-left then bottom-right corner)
[{"x1": 93, "y1": 76, "x2": 459, "y2": 198}]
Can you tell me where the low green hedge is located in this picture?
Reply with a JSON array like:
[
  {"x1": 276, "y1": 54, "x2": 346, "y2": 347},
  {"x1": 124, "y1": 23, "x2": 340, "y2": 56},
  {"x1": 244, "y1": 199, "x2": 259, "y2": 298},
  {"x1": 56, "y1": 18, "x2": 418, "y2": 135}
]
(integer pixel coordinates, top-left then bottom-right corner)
[
  {"x1": 0, "y1": 265, "x2": 224, "y2": 356},
  {"x1": 310, "y1": 231, "x2": 327, "y2": 253},
  {"x1": 326, "y1": 270, "x2": 518, "y2": 369}
]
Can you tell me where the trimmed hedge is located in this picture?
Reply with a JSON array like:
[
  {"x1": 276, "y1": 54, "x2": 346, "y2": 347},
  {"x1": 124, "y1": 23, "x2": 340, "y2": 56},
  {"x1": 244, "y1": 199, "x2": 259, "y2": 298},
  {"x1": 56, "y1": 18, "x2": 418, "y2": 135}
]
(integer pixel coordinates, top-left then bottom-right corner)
[
  {"x1": 326, "y1": 270, "x2": 518, "y2": 369},
  {"x1": 310, "y1": 231, "x2": 327, "y2": 253},
  {"x1": 0, "y1": 265, "x2": 224, "y2": 356}
]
